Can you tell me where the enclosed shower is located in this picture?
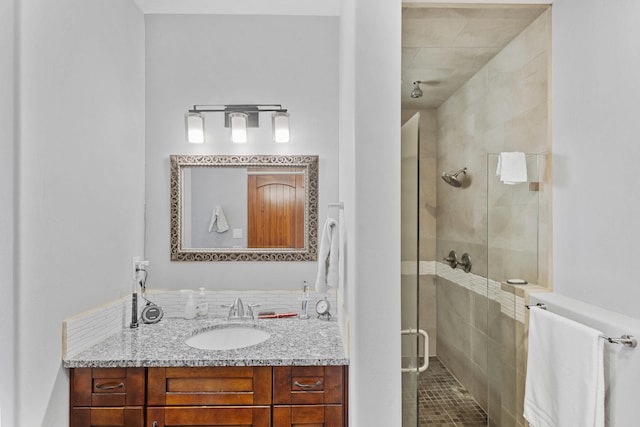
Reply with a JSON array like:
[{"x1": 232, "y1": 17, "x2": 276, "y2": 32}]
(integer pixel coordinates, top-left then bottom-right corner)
[{"x1": 401, "y1": 5, "x2": 552, "y2": 427}]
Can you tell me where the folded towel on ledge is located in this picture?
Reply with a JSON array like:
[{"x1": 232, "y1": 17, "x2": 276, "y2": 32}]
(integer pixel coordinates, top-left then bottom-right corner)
[
  {"x1": 208, "y1": 205, "x2": 229, "y2": 233},
  {"x1": 496, "y1": 152, "x2": 527, "y2": 184},
  {"x1": 524, "y1": 307, "x2": 605, "y2": 427},
  {"x1": 314, "y1": 217, "x2": 338, "y2": 293}
]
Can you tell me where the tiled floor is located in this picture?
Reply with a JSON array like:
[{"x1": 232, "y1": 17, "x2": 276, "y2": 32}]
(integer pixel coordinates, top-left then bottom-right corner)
[{"x1": 406, "y1": 357, "x2": 488, "y2": 427}]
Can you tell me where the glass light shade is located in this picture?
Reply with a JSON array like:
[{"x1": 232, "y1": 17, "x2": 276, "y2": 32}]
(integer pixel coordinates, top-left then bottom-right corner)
[
  {"x1": 229, "y1": 112, "x2": 248, "y2": 143},
  {"x1": 272, "y1": 112, "x2": 290, "y2": 143},
  {"x1": 185, "y1": 112, "x2": 205, "y2": 144}
]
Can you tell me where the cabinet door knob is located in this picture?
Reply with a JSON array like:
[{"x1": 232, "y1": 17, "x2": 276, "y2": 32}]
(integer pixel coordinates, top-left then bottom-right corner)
[
  {"x1": 294, "y1": 380, "x2": 322, "y2": 388},
  {"x1": 94, "y1": 382, "x2": 124, "y2": 390}
]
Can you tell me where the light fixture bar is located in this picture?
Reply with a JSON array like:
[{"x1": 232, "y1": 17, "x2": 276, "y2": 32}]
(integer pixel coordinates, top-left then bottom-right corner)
[
  {"x1": 185, "y1": 104, "x2": 289, "y2": 144},
  {"x1": 189, "y1": 104, "x2": 287, "y2": 113}
]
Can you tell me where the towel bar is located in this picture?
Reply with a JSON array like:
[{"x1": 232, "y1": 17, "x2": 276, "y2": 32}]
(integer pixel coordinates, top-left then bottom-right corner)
[
  {"x1": 600, "y1": 334, "x2": 637, "y2": 348},
  {"x1": 526, "y1": 303, "x2": 637, "y2": 348},
  {"x1": 525, "y1": 303, "x2": 547, "y2": 310}
]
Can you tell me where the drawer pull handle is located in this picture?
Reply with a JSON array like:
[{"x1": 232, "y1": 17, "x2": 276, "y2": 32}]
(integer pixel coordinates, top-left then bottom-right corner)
[
  {"x1": 152, "y1": 422, "x2": 158, "y2": 427},
  {"x1": 95, "y1": 382, "x2": 124, "y2": 390},
  {"x1": 294, "y1": 380, "x2": 322, "y2": 388}
]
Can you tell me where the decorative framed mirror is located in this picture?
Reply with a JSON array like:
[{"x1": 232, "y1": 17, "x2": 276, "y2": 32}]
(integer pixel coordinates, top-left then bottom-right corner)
[{"x1": 170, "y1": 154, "x2": 318, "y2": 261}]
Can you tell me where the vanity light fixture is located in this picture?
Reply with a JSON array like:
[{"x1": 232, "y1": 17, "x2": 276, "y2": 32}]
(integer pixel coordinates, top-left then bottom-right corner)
[{"x1": 185, "y1": 104, "x2": 290, "y2": 144}]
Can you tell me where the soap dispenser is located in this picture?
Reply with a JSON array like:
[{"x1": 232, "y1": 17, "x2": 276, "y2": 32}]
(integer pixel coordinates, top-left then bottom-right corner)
[
  {"x1": 181, "y1": 290, "x2": 196, "y2": 320},
  {"x1": 196, "y1": 287, "x2": 209, "y2": 319}
]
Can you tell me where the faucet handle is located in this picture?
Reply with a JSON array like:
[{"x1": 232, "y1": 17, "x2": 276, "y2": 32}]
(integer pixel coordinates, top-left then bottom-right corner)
[{"x1": 223, "y1": 298, "x2": 260, "y2": 321}]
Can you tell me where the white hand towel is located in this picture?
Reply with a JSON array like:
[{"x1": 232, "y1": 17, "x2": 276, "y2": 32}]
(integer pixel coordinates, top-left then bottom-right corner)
[
  {"x1": 496, "y1": 152, "x2": 527, "y2": 184},
  {"x1": 524, "y1": 307, "x2": 605, "y2": 427},
  {"x1": 314, "y1": 218, "x2": 339, "y2": 293},
  {"x1": 208, "y1": 205, "x2": 230, "y2": 233}
]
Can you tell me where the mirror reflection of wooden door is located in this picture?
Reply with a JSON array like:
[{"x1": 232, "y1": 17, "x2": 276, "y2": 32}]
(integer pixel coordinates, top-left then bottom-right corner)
[{"x1": 248, "y1": 171, "x2": 305, "y2": 248}]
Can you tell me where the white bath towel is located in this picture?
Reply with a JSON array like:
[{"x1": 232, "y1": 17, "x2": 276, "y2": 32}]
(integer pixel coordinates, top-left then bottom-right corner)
[
  {"x1": 208, "y1": 205, "x2": 229, "y2": 233},
  {"x1": 496, "y1": 151, "x2": 527, "y2": 184},
  {"x1": 314, "y1": 218, "x2": 339, "y2": 293},
  {"x1": 524, "y1": 307, "x2": 605, "y2": 427}
]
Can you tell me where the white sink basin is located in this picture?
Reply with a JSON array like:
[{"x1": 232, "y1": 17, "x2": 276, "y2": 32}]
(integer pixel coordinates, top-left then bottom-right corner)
[{"x1": 185, "y1": 326, "x2": 271, "y2": 351}]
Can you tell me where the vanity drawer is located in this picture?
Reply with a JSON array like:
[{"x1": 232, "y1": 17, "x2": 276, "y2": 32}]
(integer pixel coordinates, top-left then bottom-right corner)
[
  {"x1": 71, "y1": 368, "x2": 145, "y2": 407},
  {"x1": 273, "y1": 366, "x2": 344, "y2": 405},
  {"x1": 71, "y1": 406, "x2": 144, "y2": 427},
  {"x1": 147, "y1": 366, "x2": 272, "y2": 406},
  {"x1": 147, "y1": 406, "x2": 270, "y2": 427},
  {"x1": 273, "y1": 405, "x2": 343, "y2": 427}
]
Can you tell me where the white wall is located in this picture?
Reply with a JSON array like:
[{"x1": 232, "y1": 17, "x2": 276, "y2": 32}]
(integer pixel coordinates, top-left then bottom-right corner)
[
  {"x1": 144, "y1": 15, "x2": 339, "y2": 290},
  {"x1": 340, "y1": 0, "x2": 402, "y2": 425},
  {"x1": 189, "y1": 168, "x2": 247, "y2": 249},
  {"x1": 0, "y1": 0, "x2": 15, "y2": 425},
  {"x1": 16, "y1": 1, "x2": 145, "y2": 425},
  {"x1": 552, "y1": 0, "x2": 640, "y2": 320}
]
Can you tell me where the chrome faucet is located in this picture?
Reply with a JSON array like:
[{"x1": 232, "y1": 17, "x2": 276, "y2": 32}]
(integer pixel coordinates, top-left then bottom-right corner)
[{"x1": 224, "y1": 298, "x2": 256, "y2": 321}]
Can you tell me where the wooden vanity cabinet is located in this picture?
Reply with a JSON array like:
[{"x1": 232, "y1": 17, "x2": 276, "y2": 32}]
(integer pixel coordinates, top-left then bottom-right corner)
[
  {"x1": 70, "y1": 366, "x2": 347, "y2": 427},
  {"x1": 70, "y1": 367, "x2": 145, "y2": 427}
]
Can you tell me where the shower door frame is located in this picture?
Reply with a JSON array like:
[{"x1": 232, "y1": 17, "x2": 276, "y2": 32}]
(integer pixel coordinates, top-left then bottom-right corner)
[{"x1": 400, "y1": 112, "x2": 423, "y2": 427}]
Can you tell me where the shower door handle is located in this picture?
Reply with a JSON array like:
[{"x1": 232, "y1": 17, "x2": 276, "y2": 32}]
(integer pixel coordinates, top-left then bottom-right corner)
[{"x1": 401, "y1": 328, "x2": 429, "y2": 373}]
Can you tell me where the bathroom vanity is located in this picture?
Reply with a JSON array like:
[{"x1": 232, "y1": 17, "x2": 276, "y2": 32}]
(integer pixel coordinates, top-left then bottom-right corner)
[
  {"x1": 70, "y1": 365, "x2": 347, "y2": 426},
  {"x1": 64, "y1": 318, "x2": 348, "y2": 427}
]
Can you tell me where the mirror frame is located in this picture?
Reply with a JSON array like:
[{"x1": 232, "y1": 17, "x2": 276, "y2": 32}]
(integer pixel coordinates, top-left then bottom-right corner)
[{"x1": 170, "y1": 154, "x2": 318, "y2": 261}]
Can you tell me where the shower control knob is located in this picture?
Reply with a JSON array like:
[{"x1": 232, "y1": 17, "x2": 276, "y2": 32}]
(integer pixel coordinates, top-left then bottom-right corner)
[
  {"x1": 458, "y1": 253, "x2": 472, "y2": 273},
  {"x1": 443, "y1": 250, "x2": 458, "y2": 268}
]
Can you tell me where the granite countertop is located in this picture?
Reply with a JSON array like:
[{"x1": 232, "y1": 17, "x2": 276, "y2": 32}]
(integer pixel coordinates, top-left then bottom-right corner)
[{"x1": 63, "y1": 317, "x2": 348, "y2": 368}]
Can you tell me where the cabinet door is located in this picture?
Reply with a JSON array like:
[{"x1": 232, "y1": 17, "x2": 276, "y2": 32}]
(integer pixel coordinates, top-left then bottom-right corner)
[
  {"x1": 147, "y1": 406, "x2": 270, "y2": 427},
  {"x1": 273, "y1": 405, "x2": 343, "y2": 427},
  {"x1": 71, "y1": 407, "x2": 144, "y2": 427}
]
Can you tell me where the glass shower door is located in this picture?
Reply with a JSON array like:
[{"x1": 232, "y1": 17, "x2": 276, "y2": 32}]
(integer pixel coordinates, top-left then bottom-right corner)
[{"x1": 401, "y1": 113, "x2": 421, "y2": 426}]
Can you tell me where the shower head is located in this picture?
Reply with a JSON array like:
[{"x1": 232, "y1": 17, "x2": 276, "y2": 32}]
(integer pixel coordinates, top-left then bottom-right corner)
[
  {"x1": 441, "y1": 167, "x2": 468, "y2": 187},
  {"x1": 410, "y1": 81, "x2": 423, "y2": 98}
]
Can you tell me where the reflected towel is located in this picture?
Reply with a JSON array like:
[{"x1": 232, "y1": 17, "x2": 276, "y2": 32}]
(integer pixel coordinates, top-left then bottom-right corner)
[
  {"x1": 496, "y1": 152, "x2": 527, "y2": 184},
  {"x1": 208, "y1": 205, "x2": 229, "y2": 233},
  {"x1": 524, "y1": 307, "x2": 604, "y2": 427},
  {"x1": 314, "y1": 218, "x2": 339, "y2": 293}
]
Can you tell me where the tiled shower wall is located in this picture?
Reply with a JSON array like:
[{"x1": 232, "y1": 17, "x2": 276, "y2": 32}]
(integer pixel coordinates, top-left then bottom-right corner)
[
  {"x1": 435, "y1": 9, "x2": 551, "y2": 427},
  {"x1": 436, "y1": 275, "x2": 530, "y2": 426},
  {"x1": 436, "y1": 9, "x2": 551, "y2": 282}
]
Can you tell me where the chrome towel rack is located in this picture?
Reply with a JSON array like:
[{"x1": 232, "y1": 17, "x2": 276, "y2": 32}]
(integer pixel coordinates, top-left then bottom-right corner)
[
  {"x1": 601, "y1": 334, "x2": 637, "y2": 347},
  {"x1": 526, "y1": 303, "x2": 637, "y2": 348}
]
